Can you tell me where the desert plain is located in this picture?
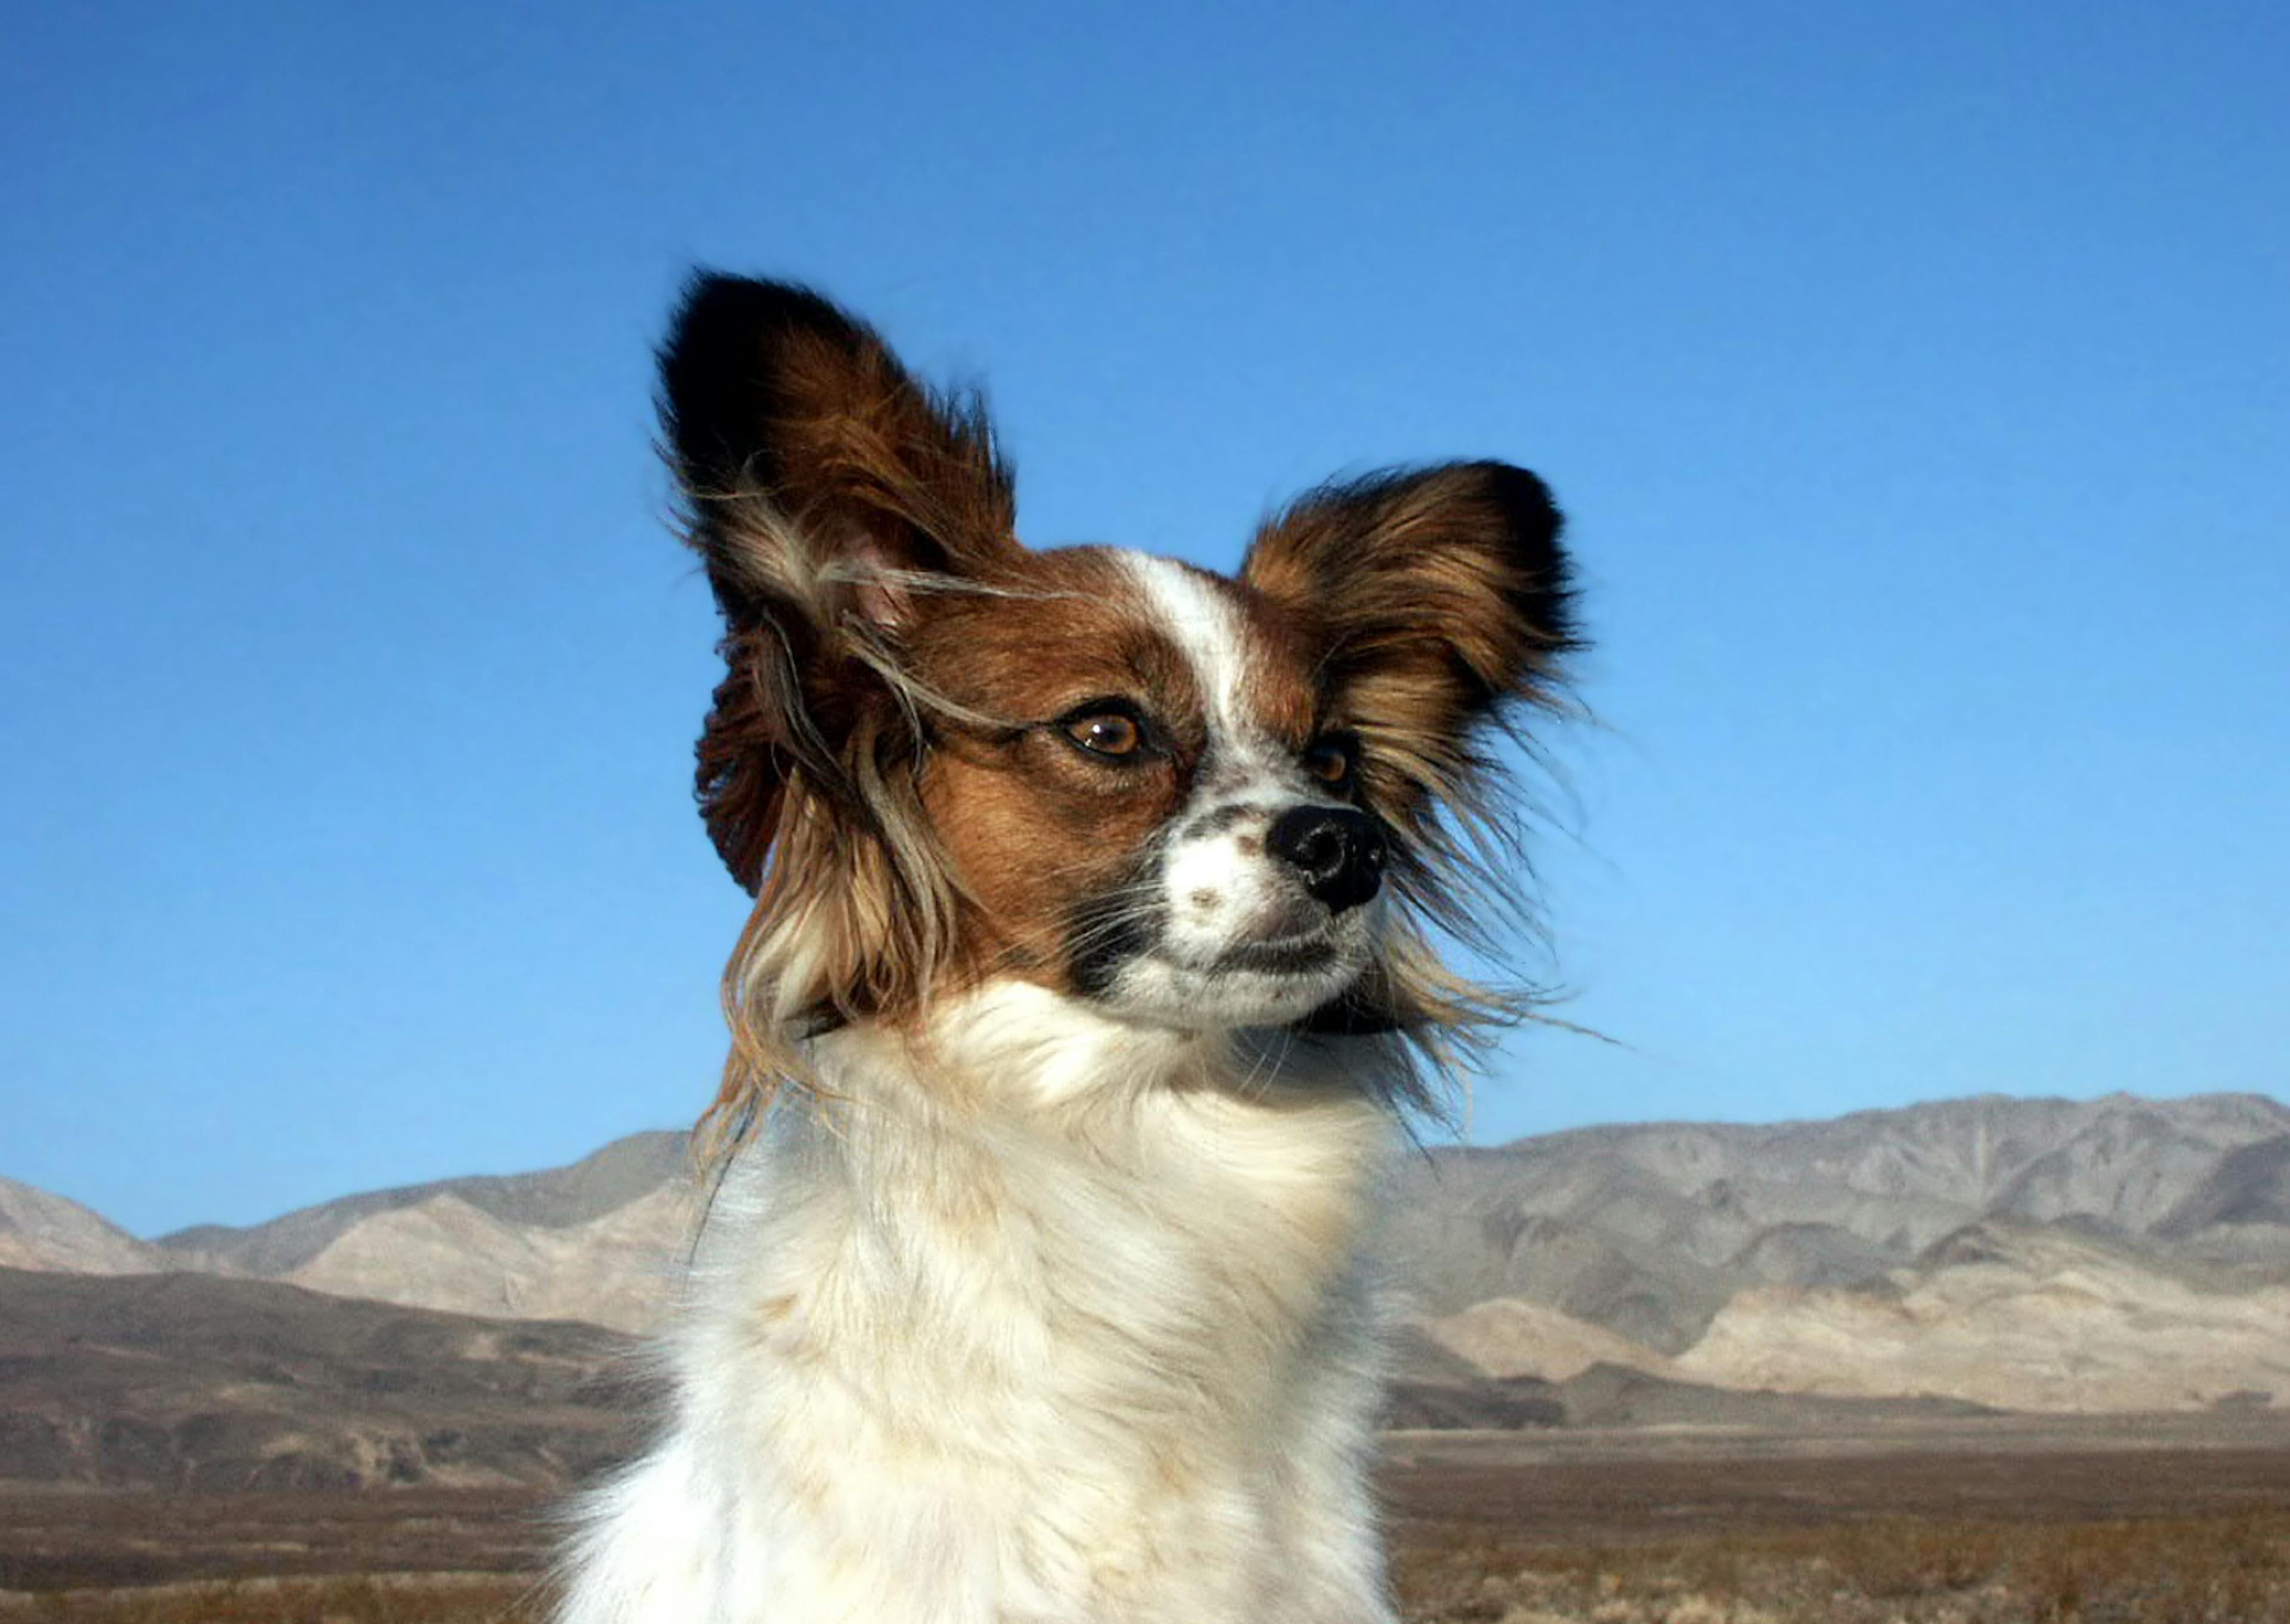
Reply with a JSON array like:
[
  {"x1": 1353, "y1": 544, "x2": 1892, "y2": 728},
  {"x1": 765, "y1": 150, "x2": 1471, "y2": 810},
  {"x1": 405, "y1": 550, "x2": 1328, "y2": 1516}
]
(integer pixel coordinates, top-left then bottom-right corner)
[
  {"x1": 11, "y1": 1093, "x2": 2290, "y2": 1620},
  {"x1": 6, "y1": 1413, "x2": 2290, "y2": 1623}
]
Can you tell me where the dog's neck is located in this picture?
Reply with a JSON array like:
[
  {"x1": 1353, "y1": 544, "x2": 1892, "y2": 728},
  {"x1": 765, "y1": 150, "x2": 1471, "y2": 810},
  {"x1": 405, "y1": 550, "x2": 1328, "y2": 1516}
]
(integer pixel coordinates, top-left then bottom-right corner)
[
  {"x1": 696, "y1": 983, "x2": 1398, "y2": 1418},
  {"x1": 799, "y1": 983, "x2": 1397, "y2": 1210}
]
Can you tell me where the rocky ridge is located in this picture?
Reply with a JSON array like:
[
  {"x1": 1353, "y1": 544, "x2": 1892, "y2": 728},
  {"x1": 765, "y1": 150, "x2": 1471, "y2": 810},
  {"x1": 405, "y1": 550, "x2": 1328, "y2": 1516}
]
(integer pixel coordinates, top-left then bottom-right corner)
[
  {"x1": 0, "y1": 1177, "x2": 167, "y2": 1276},
  {"x1": 9, "y1": 1092, "x2": 2289, "y2": 1417}
]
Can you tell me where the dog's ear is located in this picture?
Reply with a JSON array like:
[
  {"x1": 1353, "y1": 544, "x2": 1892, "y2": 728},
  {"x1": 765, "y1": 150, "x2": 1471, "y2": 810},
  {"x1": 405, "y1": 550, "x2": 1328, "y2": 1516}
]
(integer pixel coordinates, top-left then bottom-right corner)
[
  {"x1": 658, "y1": 274, "x2": 1022, "y2": 890},
  {"x1": 1242, "y1": 461, "x2": 1577, "y2": 838},
  {"x1": 1246, "y1": 462, "x2": 1577, "y2": 1050}
]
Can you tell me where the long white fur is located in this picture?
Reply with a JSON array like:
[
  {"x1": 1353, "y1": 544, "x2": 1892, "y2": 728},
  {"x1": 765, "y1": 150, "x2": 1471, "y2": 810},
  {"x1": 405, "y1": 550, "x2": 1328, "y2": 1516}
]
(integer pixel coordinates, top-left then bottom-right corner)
[{"x1": 559, "y1": 557, "x2": 1406, "y2": 1624}]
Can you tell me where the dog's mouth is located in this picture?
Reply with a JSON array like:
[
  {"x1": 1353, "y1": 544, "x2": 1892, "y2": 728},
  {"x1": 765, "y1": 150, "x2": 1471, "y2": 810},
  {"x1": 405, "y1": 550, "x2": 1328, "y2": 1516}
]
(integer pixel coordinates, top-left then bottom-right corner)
[
  {"x1": 1147, "y1": 916, "x2": 1356, "y2": 980},
  {"x1": 1094, "y1": 923, "x2": 1373, "y2": 1034},
  {"x1": 1208, "y1": 932, "x2": 1343, "y2": 976}
]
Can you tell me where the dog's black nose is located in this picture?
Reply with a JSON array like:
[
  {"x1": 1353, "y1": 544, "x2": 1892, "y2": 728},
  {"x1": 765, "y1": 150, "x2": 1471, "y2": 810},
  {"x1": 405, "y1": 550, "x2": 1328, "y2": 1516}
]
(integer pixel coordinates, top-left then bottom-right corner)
[{"x1": 1266, "y1": 806, "x2": 1387, "y2": 914}]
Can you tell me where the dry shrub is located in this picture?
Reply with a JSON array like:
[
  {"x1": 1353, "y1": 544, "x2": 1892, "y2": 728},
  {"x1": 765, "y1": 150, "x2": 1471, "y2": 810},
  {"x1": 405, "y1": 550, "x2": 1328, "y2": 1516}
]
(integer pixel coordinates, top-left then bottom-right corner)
[
  {"x1": 1827, "y1": 1516, "x2": 2008, "y2": 1596},
  {"x1": 0, "y1": 1576, "x2": 546, "y2": 1624},
  {"x1": 7, "y1": 1516, "x2": 2287, "y2": 1624},
  {"x1": 1392, "y1": 1512, "x2": 2290, "y2": 1623}
]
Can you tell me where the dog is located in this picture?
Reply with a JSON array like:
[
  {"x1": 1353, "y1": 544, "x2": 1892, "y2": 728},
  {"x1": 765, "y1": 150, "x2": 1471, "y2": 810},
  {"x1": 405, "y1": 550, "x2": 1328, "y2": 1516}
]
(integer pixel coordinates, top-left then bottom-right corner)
[{"x1": 555, "y1": 276, "x2": 1578, "y2": 1623}]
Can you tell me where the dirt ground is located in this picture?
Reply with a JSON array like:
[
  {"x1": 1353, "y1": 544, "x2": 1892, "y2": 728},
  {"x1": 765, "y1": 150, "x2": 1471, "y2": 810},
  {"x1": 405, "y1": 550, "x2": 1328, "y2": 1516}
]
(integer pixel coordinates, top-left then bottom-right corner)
[
  {"x1": 5, "y1": 1414, "x2": 2289, "y2": 1620},
  {"x1": 1382, "y1": 1411, "x2": 2290, "y2": 1546}
]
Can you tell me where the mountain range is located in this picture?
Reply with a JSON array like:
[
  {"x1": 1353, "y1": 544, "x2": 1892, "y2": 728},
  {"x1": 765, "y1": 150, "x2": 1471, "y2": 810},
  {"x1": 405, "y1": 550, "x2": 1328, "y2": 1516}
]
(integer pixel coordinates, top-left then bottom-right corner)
[
  {"x1": 7, "y1": 1091, "x2": 2289, "y2": 1450},
  {"x1": 2, "y1": 1133, "x2": 694, "y2": 1332}
]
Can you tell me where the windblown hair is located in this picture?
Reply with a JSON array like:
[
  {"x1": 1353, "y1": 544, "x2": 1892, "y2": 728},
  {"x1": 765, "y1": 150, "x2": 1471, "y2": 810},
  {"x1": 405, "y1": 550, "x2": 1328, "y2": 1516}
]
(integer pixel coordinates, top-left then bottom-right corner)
[
  {"x1": 1243, "y1": 462, "x2": 1583, "y2": 1086},
  {"x1": 657, "y1": 280, "x2": 1023, "y2": 1141},
  {"x1": 657, "y1": 276, "x2": 1580, "y2": 1149},
  {"x1": 562, "y1": 272, "x2": 1590, "y2": 1624}
]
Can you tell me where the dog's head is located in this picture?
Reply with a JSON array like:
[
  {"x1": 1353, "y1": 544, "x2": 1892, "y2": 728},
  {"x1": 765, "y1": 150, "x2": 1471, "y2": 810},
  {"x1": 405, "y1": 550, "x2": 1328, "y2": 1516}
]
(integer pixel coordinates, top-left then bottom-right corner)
[{"x1": 660, "y1": 277, "x2": 1577, "y2": 1101}]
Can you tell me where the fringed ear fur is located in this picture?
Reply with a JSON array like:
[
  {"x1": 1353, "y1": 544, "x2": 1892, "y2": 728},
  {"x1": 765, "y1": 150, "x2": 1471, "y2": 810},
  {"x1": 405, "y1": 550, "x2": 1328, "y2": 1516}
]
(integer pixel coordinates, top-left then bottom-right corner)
[
  {"x1": 1243, "y1": 461, "x2": 1582, "y2": 1058},
  {"x1": 1243, "y1": 460, "x2": 1576, "y2": 829},
  {"x1": 664, "y1": 279, "x2": 1582, "y2": 1128},
  {"x1": 661, "y1": 274, "x2": 1021, "y2": 889},
  {"x1": 658, "y1": 275, "x2": 1023, "y2": 1123}
]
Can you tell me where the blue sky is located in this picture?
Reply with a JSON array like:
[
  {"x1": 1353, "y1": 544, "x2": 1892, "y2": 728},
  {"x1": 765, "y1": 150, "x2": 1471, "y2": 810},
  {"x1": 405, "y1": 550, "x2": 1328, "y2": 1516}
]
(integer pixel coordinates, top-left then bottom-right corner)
[{"x1": 4, "y1": 1, "x2": 2284, "y2": 1236}]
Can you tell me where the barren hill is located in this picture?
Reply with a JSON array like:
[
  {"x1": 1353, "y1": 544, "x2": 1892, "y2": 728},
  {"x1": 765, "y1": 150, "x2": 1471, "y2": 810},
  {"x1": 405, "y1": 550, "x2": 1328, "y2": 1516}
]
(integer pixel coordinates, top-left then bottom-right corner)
[
  {"x1": 1385, "y1": 1092, "x2": 2290, "y2": 1350},
  {"x1": 1673, "y1": 1220, "x2": 2290, "y2": 1411},
  {"x1": 0, "y1": 1266, "x2": 644, "y2": 1491},
  {"x1": 158, "y1": 1131, "x2": 691, "y2": 1275},
  {"x1": 152, "y1": 1132, "x2": 697, "y2": 1332},
  {"x1": 0, "y1": 1266, "x2": 1979, "y2": 1493},
  {"x1": 0, "y1": 1177, "x2": 167, "y2": 1275},
  {"x1": 8, "y1": 1092, "x2": 2289, "y2": 1417}
]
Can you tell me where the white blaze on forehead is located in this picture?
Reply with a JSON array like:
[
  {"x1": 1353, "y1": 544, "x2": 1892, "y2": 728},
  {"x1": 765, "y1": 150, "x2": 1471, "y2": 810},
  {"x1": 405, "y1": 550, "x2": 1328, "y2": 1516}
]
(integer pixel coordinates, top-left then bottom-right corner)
[
  {"x1": 1100, "y1": 552, "x2": 1381, "y2": 1023},
  {"x1": 1118, "y1": 552, "x2": 1255, "y2": 743}
]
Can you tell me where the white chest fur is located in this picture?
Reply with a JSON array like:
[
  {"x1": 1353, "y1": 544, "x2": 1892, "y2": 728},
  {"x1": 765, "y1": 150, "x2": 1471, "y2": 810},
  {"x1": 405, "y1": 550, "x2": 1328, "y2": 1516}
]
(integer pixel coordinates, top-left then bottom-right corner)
[{"x1": 558, "y1": 987, "x2": 1402, "y2": 1624}]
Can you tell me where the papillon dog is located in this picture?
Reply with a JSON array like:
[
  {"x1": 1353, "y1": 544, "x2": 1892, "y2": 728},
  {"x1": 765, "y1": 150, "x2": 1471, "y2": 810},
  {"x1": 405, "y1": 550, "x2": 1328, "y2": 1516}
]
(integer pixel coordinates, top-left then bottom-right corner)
[{"x1": 557, "y1": 276, "x2": 1578, "y2": 1623}]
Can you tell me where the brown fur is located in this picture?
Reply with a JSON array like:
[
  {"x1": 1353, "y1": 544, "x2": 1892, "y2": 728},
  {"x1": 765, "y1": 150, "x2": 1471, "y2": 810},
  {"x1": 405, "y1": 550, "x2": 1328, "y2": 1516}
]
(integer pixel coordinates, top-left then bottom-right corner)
[
  {"x1": 657, "y1": 277, "x2": 1577, "y2": 1138},
  {"x1": 1242, "y1": 465, "x2": 1579, "y2": 1047},
  {"x1": 908, "y1": 546, "x2": 1198, "y2": 987}
]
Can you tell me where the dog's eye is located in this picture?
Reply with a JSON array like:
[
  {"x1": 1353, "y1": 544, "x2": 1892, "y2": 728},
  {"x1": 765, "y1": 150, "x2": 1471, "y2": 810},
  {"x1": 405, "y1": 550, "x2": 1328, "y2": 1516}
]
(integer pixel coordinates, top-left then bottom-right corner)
[
  {"x1": 1302, "y1": 736, "x2": 1356, "y2": 786},
  {"x1": 1063, "y1": 710, "x2": 1143, "y2": 758}
]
